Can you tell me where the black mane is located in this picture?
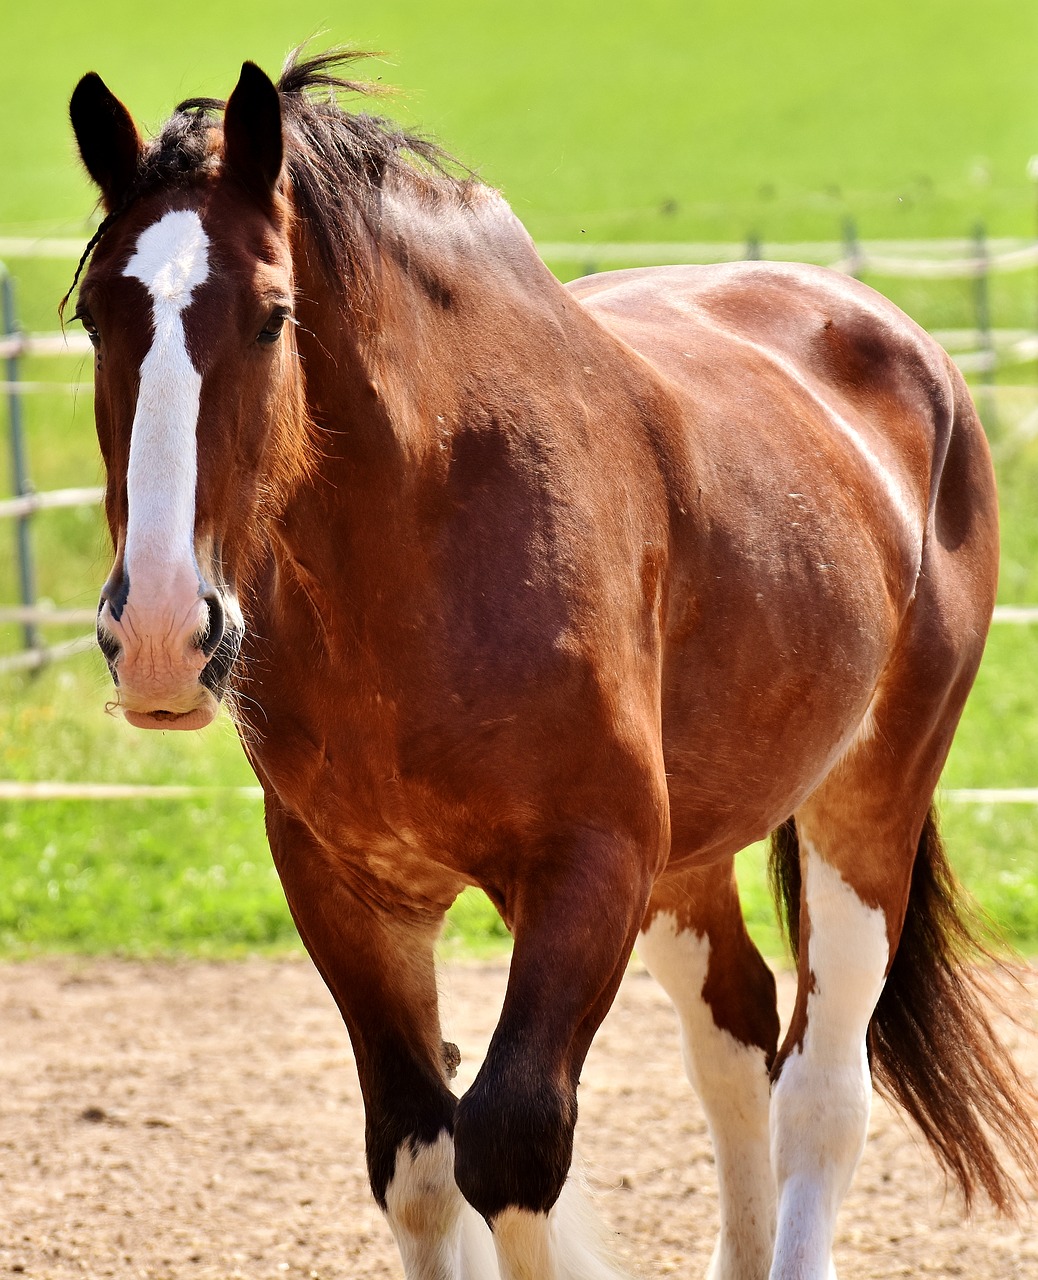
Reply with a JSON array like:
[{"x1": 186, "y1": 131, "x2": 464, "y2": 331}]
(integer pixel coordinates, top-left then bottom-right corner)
[
  {"x1": 65, "y1": 47, "x2": 475, "y2": 309},
  {"x1": 273, "y1": 48, "x2": 476, "y2": 286}
]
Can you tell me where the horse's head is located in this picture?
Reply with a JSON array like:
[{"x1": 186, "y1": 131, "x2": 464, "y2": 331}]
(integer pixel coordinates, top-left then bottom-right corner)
[{"x1": 69, "y1": 63, "x2": 304, "y2": 729}]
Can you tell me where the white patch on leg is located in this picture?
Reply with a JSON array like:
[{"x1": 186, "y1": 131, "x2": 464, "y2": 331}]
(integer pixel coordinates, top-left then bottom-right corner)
[
  {"x1": 638, "y1": 914, "x2": 775, "y2": 1280},
  {"x1": 769, "y1": 848, "x2": 889, "y2": 1280},
  {"x1": 384, "y1": 1131, "x2": 499, "y2": 1280},
  {"x1": 492, "y1": 1179, "x2": 630, "y2": 1280},
  {"x1": 492, "y1": 1208, "x2": 555, "y2": 1280},
  {"x1": 122, "y1": 209, "x2": 209, "y2": 592}
]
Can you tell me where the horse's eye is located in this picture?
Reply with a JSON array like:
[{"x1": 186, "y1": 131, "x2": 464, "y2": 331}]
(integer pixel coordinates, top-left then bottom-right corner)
[
  {"x1": 75, "y1": 309, "x2": 100, "y2": 350},
  {"x1": 258, "y1": 308, "x2": 289, "y2": 345}
]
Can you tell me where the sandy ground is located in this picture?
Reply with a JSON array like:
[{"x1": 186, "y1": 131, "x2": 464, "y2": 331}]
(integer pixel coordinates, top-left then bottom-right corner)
[{"x1": 1, "y1": 957, "x2": 1036, "y2": 1279}]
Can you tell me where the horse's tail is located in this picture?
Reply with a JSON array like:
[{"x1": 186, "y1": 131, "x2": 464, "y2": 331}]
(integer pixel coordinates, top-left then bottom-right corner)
[{"x1": 768, "y1": 807, "x2": 1038, "y2": 1213}]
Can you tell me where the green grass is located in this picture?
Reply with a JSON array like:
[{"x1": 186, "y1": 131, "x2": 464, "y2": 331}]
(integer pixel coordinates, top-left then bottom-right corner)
[
  {"x1": 2, "y1": 1, "x2": 1038, "y2": 958},
  {"x1": 0, "y1": 793, "x2": 291, "y2": 955}
]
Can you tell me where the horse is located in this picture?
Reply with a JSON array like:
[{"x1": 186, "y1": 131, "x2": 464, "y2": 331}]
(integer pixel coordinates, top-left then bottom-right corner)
[{"x1": 66, "y1": 48, "x2": 1038, "y2": 1280}]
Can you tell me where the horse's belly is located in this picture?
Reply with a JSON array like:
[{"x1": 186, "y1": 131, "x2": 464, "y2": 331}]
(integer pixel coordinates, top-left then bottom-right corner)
[{"x1": 659, "y1": 572, "x2": 894, "y2": 862}]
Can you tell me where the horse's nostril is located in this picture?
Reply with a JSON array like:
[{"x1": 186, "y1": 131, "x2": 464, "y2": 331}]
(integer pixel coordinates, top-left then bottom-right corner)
[
  {"x1": 96, "y1": 605, "x2": 121, "y2": 680},
  {"x1": 99, "y1": 574, "x2": 130, "y2": 623},
  {"x1": 199, "y1": 591, "x2": 227, "y2": 658}
]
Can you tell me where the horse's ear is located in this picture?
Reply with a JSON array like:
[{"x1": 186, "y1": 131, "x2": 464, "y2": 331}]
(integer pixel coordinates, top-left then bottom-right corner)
[
  {"x1": 69, "y1": 73, "x2": 144, "y2": 211},
  {"x1": 223, "y1": 61, "x2": 283, "y2": 201}
]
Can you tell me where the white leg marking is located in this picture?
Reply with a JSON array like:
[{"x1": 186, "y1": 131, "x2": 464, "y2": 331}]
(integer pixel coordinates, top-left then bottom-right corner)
[
  {"x1": 492, "y1": 1180, "x2": 630, "y2": 1280},
  {"x1": 492, "y1": 1209, "x2": 557, "y2": 1280},
  {"x1": 122, "y1": 209, "x2": 209, "y2": 592},
  {"x1": 384, "y1": 1132, "x2": 499, "y2": 1280},
  {"x1": 769, "y1": 848, "x2": 889, "y2": 1280},
  {"x1": 638, "y1": 914, "x2": 775, "y2": 1280}
]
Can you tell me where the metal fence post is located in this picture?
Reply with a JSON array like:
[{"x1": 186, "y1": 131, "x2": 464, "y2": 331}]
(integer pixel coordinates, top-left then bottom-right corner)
[
  {"x1": 971, "y1": 223, "x2": 998, "y2": 431},
  {"x1": 1028, "y1": 156, "x2": 1038, "y2": 384},
  {"x1": 842, "y1": 216, "x2": 863, "y2": 279},
  {"x1": 1, "y1": 267, "x2": 42, "y2": 653}
]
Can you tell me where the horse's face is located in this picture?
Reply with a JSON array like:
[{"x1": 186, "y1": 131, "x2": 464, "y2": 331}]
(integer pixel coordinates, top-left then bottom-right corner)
[{"x1": 70, "y1": 65, "x2": 296, "y2": 729}]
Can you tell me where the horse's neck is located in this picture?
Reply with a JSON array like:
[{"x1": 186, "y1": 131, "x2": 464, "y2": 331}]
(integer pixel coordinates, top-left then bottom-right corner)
[
  {"x1": 264, "y1": 185, "x2": 608, "y2": 638},
  {"x1": 257, "y1": 184, "x2": 677, "y2": 676},
  {"x1": 295, "y1": 183, "x2": 598, "y2": 463}
]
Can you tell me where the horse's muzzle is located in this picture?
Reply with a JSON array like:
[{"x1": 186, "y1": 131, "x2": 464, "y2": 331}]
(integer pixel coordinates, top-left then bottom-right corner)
[{"x1": 96, "y1": 578, "x2": 244, "y2": 731}]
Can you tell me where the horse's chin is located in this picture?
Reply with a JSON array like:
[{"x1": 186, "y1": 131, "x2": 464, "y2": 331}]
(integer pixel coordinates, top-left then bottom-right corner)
[{"x1": 121, "y1": 691, "x2": 221, "y2": 732}]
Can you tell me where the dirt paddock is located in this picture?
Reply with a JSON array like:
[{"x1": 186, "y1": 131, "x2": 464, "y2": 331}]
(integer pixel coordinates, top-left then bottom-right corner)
[{"x1": 1, "y1": 957, "x2": 1036, "y2": 1279}]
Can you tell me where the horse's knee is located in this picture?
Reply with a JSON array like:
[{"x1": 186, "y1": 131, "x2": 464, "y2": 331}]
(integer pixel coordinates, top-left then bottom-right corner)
[
  {"x1": 364, "y1": 1075, "x2": 457, "y2": 1209},
  {"x1": 454, "y1": 1069, "x2": 576, "y2": 1219}
]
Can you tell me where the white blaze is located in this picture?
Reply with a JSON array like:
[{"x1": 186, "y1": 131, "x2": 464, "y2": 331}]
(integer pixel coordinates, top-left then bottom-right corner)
[{"x1": 122, "y1": 209, "x2": 209, "y2": 584}]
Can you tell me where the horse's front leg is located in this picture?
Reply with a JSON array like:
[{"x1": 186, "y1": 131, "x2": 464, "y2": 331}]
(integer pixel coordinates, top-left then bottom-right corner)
[
  {"x1": 454, "y1": 825, "x2": 659, "y2": 1280},
  {"x1": 265, "y1": 802, "x2": 496, "y2": 1280}
]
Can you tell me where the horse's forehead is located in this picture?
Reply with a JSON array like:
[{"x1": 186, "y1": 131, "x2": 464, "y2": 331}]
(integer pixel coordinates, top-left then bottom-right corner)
[
  {"x1": 123, "y1": 208, "x2": 210, "y2": 314},
  {"x1": 91, "y1": 182, "x2": 269, "y2": 269},
  {"x1": 85, "y1": 198, "x2": 289, "y2": 336}
]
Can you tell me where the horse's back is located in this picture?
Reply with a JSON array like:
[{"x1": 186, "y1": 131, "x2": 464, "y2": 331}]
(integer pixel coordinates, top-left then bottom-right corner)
[
  {"x1": 570, "y1": 260, "x2": 961, "y2": 494},
  {"x1": 571, "y1": 258, "x2": 945, "y2": 385}
]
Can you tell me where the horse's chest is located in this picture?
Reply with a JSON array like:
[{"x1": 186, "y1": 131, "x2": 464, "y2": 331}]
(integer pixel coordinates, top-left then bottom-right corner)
[
  {"x1": 322, "y1": 816, "x2": 465, "y2": 910},
  {"x1": 251, "y1": 709, "x2": 483, "y2": 903}
]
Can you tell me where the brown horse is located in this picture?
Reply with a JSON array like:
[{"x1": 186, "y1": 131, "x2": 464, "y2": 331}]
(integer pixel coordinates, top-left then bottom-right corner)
[{"x1": 67, "y1": 50, "x2": 1037, "y2": 1280}]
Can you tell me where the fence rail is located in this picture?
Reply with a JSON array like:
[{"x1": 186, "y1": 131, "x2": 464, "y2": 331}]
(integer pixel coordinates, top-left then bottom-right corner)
[
  {"x1": 535, "y1": 235, "x2": 1038, "y2": 275},
  {"x1": 0, "y1": 605, "x2": 97, "y2": 627},
  {"x1": 0, "y1": 780, "x2": 265, "y2": 801},
  {"x1": 0, "y1": 264, "x2": 101, "y2": 662},
  {"x1": 0, "y1": 634, "x2": 97, "y2": 675},
  {"x1": 0, "y1": 237, "x2": 92, "y2": 259},
  {"x1": 0, "y1": 331, "x2": 92, "y2": 360},
  {"x1": 0, "y1": 485, "x2": 103, "y2": 520},
  {"x1": 0, "y1": 779, "x2": 1034, "y2": 805},
  {"x1": 8, "y1": 230, "x2": 1038, "y2": 271}
]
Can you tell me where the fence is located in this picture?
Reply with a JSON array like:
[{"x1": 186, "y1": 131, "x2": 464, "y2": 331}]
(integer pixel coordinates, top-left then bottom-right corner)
[
  {"x1": 3, "y1": 231, "x2": 1038, "y2": 672},
  {"x1": 0, "y1": 258, "x2": 99, "y2": 673}
]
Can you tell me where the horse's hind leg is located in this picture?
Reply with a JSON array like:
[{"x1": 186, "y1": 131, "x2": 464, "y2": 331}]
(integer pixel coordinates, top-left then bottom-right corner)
[
  {"x1": 767, "y1": 658, "x2": 992, "y2": 1275},
  {"x1": 637, "y1": 857, "x2": 779, "y2": 1280},
  {"x1": 767, "y1": 805, "x2": 897, "y2": 1280},
  {"x1": 264, "y1": 802, "x2": 497, "y2": 1280}
]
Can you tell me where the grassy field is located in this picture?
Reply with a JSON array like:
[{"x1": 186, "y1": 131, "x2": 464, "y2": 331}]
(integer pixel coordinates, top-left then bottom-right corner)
[
  {"x1": 6, "y1": 0, "x2": 1038, "y2": 242},
  {"x1": 2, "y1": 1, "x2": 1038, "y2": 958}
]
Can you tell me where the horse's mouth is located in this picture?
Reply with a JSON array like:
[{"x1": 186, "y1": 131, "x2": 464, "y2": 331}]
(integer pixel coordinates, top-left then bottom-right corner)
[
  {"x1": 124, "y1": 703, "x2": 219, "y2": 732},
  {"x1": 98, "y1": 625, "x2": 243, "y2": 731}
]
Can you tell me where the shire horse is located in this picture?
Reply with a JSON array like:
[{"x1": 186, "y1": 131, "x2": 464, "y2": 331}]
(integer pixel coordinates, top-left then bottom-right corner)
[{"x1": 67, "y1": 50, "x2": 1037, "y2": 1280}]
